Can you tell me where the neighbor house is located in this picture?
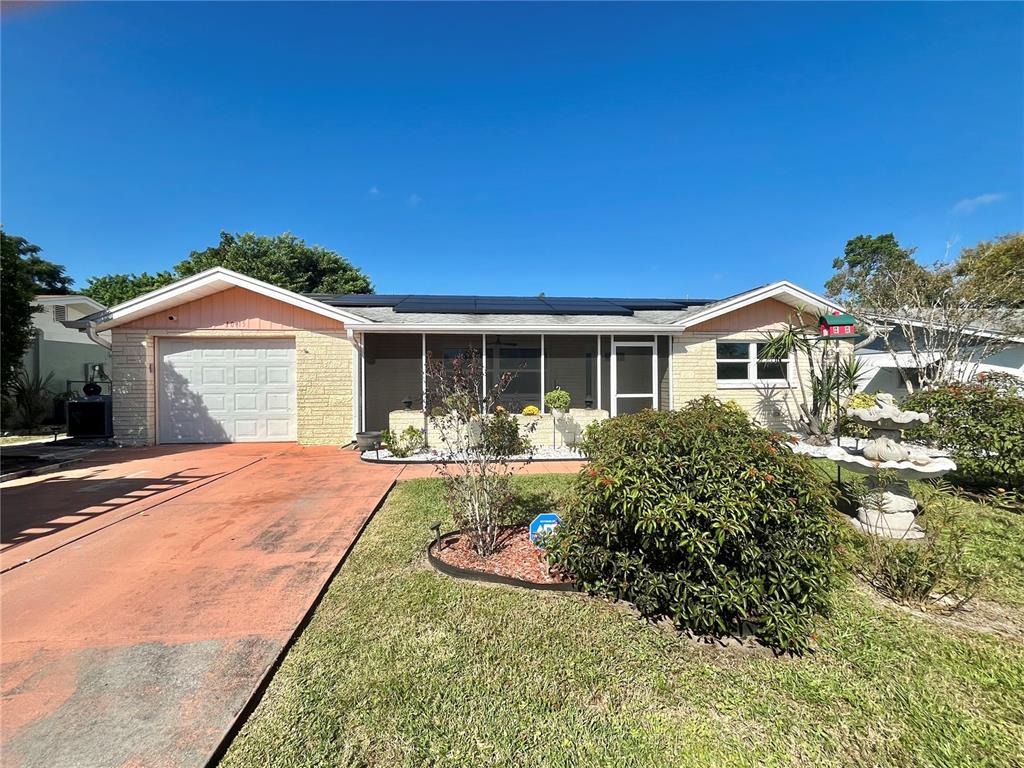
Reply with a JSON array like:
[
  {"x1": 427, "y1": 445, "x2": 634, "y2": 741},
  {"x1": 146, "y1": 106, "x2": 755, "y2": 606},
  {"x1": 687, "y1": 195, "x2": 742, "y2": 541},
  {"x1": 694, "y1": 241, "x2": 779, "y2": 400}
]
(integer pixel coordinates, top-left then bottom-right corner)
[
  {"x1": 23, "y1": 295, "x2": 111, "y2": 394},
  {"x1": 69, "y1": 268, "x2": 846, "y2": 446},
  {"x1": 855, "y1": 311, "x2": 1024, "y2": 395}
]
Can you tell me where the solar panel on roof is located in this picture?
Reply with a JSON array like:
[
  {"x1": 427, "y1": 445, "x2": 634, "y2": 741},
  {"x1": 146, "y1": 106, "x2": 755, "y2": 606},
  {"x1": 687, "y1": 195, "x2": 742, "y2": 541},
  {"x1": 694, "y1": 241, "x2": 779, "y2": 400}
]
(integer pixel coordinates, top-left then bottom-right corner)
[
  {"x1": 542, "y1": 298, "x2": 632, "y2": 315},
  {"x1": 314, "y1": 292, "x2": 713, "y2": 316},
  {"x1": 396, "y1": 298, "x2": 478, "y2": 313},
  {"x1": 318, "y1": 294, "x2": 408, "y2": 307}
]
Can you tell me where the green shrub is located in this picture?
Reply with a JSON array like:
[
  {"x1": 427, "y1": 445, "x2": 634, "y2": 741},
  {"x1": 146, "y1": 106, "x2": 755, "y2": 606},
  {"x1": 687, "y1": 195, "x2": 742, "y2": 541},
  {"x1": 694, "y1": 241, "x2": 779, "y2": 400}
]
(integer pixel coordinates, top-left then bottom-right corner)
[
  {"x1": 381, "y1": 425, "x2": 425, "y2": 458},
  {"x1": 903, "y1": 380, "x2": 1024, "y2": 490},
  {"x1": 860, "y1": 484, "x2": 985, "y2": 610},
  {"x1": 481, "y1": 409, "x2": 530, "y2": 455},
  {"x1": 546, "y1": 397, "x2": 839, "y2": 653}
]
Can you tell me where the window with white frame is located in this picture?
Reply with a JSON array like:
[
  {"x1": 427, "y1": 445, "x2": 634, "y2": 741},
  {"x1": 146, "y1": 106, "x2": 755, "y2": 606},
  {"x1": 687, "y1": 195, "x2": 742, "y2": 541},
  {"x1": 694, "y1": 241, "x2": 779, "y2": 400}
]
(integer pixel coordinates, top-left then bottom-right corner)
[{"x1": 715, "y1": 341, "x2": 789, "y2": 384}]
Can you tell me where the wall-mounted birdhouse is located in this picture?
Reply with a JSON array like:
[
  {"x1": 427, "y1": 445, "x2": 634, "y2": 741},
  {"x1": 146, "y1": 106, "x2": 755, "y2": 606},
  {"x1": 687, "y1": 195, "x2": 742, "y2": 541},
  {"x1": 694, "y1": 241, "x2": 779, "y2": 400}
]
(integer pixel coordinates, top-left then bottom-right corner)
[{"x1": 818, "y1": 311, "x2": 856, "y2": 338}]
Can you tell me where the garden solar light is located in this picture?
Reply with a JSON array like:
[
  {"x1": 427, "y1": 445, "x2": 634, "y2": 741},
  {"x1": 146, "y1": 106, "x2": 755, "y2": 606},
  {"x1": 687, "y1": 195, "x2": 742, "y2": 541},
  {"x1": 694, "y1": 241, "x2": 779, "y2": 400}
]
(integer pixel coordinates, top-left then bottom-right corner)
[{"x1": 429, "y1": 521, "x2": 442, "y2": 543}]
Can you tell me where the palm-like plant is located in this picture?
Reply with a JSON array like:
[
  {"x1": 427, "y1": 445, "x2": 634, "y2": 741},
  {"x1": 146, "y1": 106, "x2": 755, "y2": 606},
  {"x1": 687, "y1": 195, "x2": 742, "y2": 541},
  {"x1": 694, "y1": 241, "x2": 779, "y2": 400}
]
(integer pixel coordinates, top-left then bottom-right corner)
[
  {"x1": 8, "y1": 370, "x2": 55, "y2": 429},
  {"x1": 760, "y1": 318, "x2": 865, "y2": 444}
]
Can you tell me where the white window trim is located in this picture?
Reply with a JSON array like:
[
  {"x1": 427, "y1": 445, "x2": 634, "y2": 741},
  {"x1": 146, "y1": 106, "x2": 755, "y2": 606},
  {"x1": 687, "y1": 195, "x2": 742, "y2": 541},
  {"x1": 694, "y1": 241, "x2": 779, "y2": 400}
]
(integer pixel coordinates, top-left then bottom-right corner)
[{"x1": 715, "y1": 341, "x2": 793, "y2": 389}]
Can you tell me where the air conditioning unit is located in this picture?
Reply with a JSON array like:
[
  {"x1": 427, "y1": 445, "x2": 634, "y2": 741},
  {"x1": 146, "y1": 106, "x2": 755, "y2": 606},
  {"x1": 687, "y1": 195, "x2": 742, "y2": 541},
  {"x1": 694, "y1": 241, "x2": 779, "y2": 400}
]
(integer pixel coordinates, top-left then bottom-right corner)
[{"x1": 67, "y1": 396, "x2": 113, "y2": 438}]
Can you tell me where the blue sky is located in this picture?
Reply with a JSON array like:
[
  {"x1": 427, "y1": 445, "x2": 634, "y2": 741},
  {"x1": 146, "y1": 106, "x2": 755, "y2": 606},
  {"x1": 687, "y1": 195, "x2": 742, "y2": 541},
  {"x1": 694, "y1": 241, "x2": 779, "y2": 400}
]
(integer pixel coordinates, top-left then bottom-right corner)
[{"x1": 2, "y1": 1, "x2": 1021, "y2": 298}]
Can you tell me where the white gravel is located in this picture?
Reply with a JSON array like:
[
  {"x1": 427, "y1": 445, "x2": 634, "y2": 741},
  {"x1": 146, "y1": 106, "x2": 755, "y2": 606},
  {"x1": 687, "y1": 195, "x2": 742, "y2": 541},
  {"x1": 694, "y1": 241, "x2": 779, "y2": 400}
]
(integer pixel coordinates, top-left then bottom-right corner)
[{"x1": 361, "y1": 445, "x2": 586, "y2": 462}]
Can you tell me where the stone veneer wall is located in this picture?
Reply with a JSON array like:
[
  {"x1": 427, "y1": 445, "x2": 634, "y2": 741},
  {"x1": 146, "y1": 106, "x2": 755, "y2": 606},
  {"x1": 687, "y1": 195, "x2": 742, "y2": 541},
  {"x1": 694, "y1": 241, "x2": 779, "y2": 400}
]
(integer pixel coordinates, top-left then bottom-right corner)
[{"x1": 111, "y1": 328, "x2": 354, "y2": 446}]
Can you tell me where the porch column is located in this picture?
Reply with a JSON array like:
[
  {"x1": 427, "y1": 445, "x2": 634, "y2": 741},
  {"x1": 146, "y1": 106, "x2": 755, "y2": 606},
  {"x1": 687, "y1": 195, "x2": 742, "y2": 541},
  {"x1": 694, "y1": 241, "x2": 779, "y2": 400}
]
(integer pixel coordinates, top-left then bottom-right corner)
[{"x1": 540, "y1": 334, "x2": 546, "y2": 413}]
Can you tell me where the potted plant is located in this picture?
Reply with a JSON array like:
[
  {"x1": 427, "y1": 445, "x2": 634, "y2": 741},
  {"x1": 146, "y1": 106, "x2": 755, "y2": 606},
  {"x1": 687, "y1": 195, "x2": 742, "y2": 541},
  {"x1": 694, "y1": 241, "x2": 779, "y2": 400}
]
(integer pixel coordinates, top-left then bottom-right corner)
[
  {"x1": 544, "y1": 388, "x2": 571, "y2": 449},
  {"x1": 544, "y1": 387, "x2": 570, "y2": 417}
]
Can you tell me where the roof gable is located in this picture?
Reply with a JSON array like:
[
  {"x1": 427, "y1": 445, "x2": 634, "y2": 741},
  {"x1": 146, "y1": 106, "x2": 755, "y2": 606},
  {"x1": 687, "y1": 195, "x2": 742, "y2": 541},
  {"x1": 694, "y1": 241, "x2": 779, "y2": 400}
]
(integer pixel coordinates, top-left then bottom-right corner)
[
  {"x1": 84, "y1": 268, "x2": 369, "y2": 331},
  {"x1": 674, "y1": 281, "x2": 843, "y2": 329}
]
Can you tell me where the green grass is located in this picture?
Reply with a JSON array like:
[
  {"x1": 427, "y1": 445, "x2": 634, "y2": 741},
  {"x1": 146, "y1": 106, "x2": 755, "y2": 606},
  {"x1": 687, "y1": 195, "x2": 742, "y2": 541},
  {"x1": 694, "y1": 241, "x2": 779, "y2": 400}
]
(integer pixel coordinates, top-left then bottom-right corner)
[
  {"x1": 221, "y1": 476, "x2": 1024, "y2": 768},
  {"x1": 0, "y1": 431, "x2": 63, "y2": 446}
]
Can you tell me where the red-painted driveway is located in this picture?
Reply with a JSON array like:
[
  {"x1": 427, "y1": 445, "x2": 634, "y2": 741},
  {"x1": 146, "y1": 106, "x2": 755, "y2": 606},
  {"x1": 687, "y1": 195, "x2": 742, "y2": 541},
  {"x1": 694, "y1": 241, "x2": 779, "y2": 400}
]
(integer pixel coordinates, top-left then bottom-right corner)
[{"x1": 0, "y1": 444, "x2": 402, "y2": 768}]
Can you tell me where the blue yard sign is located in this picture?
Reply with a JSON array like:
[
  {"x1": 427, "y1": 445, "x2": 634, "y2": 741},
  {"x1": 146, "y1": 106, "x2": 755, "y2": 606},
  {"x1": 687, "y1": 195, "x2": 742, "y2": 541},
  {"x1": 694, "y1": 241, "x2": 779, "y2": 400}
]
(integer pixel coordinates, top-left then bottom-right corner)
[{"x1": 529, "y1": 513, "x2": 562, "y2": 547}]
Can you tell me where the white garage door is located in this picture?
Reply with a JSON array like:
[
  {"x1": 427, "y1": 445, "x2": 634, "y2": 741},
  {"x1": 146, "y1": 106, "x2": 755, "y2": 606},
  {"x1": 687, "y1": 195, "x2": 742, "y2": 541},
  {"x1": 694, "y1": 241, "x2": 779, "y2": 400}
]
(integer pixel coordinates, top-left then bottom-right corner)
[{"x1": 158, "y1": 338, "x2": 296, "y2": 443}]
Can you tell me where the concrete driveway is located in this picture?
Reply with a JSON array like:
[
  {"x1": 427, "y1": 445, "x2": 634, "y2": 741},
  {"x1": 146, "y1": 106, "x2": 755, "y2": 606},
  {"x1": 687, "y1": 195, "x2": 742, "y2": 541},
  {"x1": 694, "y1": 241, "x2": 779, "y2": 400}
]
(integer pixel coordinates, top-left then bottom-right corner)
[{"x1": 1, "y1": 444, "x2": 403, "y2": 768}]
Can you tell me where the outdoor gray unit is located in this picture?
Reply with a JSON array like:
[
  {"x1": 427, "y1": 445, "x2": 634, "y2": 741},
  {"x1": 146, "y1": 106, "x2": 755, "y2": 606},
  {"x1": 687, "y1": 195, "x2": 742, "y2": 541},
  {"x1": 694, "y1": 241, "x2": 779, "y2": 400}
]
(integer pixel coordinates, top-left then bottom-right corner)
[{"x1": 67, "y1": 396, "x2": 113, "y2": 438}]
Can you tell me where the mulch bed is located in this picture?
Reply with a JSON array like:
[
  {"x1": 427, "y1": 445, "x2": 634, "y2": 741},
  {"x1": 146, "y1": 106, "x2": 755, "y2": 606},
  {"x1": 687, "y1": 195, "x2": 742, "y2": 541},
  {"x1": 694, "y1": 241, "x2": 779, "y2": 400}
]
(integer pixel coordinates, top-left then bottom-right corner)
[{"x1": 430, "y1": 525, "x2": 573, "y2": 586}]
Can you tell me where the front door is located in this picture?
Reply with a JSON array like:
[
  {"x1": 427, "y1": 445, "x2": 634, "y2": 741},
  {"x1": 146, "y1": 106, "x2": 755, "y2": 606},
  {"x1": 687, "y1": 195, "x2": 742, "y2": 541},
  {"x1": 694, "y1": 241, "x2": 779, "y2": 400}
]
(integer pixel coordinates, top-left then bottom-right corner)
[{"x1": 610, "y1": 341, "x2": 656, "y2": 416}]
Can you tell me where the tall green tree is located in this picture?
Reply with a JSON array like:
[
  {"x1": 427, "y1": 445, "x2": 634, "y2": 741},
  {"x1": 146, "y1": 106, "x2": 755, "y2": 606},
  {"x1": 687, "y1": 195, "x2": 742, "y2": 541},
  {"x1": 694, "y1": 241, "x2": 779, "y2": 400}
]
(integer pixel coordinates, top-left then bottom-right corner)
[
  {"x1": 956, "y1": 232, "x2": 1024, "y2": 308},
  {"x1": 1, "y1": 231, "x2": 41, "y2": 390},
  {"x1": 25, "y1": 253, "x2": 74, "y2": 294},
  {"x1": 82, "y1": 231, "x2": 373, "y2": 306},
  {"x1": 826, "y1": 233, "x2": 1022, "y2": 391},
  {"x1": 82, "y1": 271, "x2": 177, "y2": 307}
]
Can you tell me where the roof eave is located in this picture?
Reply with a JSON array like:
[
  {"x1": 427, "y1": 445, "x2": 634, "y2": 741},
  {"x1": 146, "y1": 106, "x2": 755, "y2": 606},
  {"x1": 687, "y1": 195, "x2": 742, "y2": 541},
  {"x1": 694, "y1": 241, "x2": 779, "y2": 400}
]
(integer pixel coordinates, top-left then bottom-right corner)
[
  {"x1": 353, "y1": 322, "x2": 681, "y2": 333},
  {"x1": 672, "y1": 280, "x2": 844, "y2": 328}
]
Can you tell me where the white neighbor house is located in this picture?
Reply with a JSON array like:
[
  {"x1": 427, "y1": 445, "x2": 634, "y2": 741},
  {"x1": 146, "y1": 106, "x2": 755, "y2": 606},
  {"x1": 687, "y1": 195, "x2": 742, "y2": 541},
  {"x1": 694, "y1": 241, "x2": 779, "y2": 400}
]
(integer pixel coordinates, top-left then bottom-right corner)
[
  {"x1": 22, "y1": 295, "x2": 112, "y2": 395},
  {"x1": 855, "y1": 313, "x2": 1024, "y2": 395}
]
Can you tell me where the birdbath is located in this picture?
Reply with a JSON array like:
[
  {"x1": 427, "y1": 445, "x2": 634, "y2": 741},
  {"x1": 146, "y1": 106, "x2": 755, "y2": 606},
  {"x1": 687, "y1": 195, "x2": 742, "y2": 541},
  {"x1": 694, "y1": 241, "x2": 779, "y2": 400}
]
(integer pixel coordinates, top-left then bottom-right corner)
[{"x1": 813, "y1": 394, "x2": 956, "y2": 539}]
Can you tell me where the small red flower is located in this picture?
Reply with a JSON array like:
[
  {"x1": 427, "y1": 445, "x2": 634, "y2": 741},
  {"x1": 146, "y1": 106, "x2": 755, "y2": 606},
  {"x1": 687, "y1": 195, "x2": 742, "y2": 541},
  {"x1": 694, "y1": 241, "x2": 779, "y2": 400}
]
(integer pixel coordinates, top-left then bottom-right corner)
[{"x1": 600, "y1": 477, "x2": 613, "y2": 487}]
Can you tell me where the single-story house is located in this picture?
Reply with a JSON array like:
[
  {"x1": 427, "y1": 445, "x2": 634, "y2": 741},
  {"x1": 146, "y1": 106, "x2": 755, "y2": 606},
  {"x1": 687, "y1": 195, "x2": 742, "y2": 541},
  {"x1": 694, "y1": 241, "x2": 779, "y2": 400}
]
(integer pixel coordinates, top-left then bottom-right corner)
[
  {"x1": 70, "y1": 268, "x2": 846, "y2": 446},
  {"x1": 24, "y1": 294, "x2": 111, "y2": 394}
]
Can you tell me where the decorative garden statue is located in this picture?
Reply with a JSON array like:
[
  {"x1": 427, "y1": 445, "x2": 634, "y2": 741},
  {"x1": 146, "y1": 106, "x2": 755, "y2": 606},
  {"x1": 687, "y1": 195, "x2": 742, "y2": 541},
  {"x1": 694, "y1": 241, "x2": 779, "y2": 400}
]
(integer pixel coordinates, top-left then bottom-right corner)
[{"x1": 813, "y1": 393, "x2": 956, "y2": 539}]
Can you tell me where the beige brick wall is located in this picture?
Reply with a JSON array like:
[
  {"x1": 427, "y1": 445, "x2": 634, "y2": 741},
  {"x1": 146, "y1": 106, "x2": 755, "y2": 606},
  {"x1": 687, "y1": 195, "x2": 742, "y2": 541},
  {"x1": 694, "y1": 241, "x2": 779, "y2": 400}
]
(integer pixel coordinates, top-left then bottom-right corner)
[
  {"x1": 110, "y1": 328, "x2": 354, "y2": 446},
  {"x1": 671, "y1": 330, "x2": 852, "y2": 431},
  {"x1": 110, "y1": 329, "x2": 155, "y2": 446},
  {"x1": 387, "y1": 407, "x2": 608, "y2": 450}
]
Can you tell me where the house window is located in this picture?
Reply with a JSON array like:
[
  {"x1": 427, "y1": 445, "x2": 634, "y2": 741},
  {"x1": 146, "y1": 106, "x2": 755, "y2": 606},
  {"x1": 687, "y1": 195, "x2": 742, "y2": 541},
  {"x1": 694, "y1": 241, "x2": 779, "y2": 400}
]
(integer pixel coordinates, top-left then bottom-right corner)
[
  {"x1": 53, "y1": 305, "x2": 67, "y2": 322},
  {"x1": 715, "y1": 342, "x2": 789, "y2": 385}
]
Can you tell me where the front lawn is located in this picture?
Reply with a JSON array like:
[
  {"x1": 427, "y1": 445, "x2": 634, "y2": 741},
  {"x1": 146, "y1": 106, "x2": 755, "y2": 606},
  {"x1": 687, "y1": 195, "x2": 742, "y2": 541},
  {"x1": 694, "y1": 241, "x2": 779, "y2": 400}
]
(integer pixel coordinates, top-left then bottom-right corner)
[{"x1": 221, "y1": 476, "x2": 1024, "y2": 768}]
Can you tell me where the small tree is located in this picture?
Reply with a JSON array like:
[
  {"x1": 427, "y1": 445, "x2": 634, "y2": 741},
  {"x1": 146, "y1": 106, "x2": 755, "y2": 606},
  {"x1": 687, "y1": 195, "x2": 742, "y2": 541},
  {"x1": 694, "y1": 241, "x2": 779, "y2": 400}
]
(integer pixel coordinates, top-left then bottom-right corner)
[{"x1": 426, "y1": 350, "x2": 536, "y2": 556}]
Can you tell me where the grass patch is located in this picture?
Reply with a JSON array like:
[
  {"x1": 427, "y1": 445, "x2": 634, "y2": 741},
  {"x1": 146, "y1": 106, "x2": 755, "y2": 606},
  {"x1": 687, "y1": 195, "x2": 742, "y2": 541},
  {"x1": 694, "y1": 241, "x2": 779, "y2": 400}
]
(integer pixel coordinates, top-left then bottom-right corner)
[
  {"x1": 0, "y1": 432, "x2": 62, "y2": 446},
  {"x1": 221, "y1": 476, "x2": 1024, "y2": 768}
]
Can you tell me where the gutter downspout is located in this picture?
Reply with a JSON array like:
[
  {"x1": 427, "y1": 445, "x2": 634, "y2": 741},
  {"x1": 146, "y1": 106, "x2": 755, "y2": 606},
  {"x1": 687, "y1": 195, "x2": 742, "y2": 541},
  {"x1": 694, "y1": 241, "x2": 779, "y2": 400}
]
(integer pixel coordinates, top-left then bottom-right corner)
[{"x1": 61, "y1": 318, "x2": 113, "y2": 350}]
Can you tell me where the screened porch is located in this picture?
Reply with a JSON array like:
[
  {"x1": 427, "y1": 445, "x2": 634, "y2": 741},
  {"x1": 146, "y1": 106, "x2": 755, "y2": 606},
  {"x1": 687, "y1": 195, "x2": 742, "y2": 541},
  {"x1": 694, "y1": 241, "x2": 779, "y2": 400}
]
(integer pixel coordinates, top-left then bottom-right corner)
[{"x1": 358, "y1": 332, "x2": 671, "y2": 432}]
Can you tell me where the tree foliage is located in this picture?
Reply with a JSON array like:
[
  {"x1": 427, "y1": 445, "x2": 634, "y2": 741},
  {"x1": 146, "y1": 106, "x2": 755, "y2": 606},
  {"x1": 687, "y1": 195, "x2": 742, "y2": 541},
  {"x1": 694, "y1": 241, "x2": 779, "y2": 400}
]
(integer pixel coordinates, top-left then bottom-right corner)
[
  {"x1": 82, "y1": 231, "x2": 373, "y2": 306},
  {"x1": 81, "y1": 271, "x2": 177, "y2": 307},
  {"x1": 826, "y1": 233, "x2": 1023, "y2": 391},
  {"x1": 1, "y1": 230, "x2": 39, "y2": 390},
  {"x1": 956, "y1": 232, "x2": 1024, "y2": 308}
]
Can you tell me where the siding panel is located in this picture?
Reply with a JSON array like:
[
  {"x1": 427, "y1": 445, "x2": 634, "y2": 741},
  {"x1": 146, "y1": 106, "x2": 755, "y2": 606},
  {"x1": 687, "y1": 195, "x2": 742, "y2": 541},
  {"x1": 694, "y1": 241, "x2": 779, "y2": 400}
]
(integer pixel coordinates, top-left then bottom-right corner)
[{"x1": 123, "y1": 287, "x2": 344, "y2": 331}]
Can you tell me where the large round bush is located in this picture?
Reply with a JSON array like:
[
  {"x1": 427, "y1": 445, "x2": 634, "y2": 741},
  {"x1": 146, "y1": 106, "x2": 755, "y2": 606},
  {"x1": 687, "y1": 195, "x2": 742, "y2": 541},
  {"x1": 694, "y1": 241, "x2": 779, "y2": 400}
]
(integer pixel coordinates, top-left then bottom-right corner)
[
  {"x1": 546, "y1": 397, "x2": 839, "y2": 653},
  {"x1": 903, "y1": 376, "x2": 1024, "y2": 490}
]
